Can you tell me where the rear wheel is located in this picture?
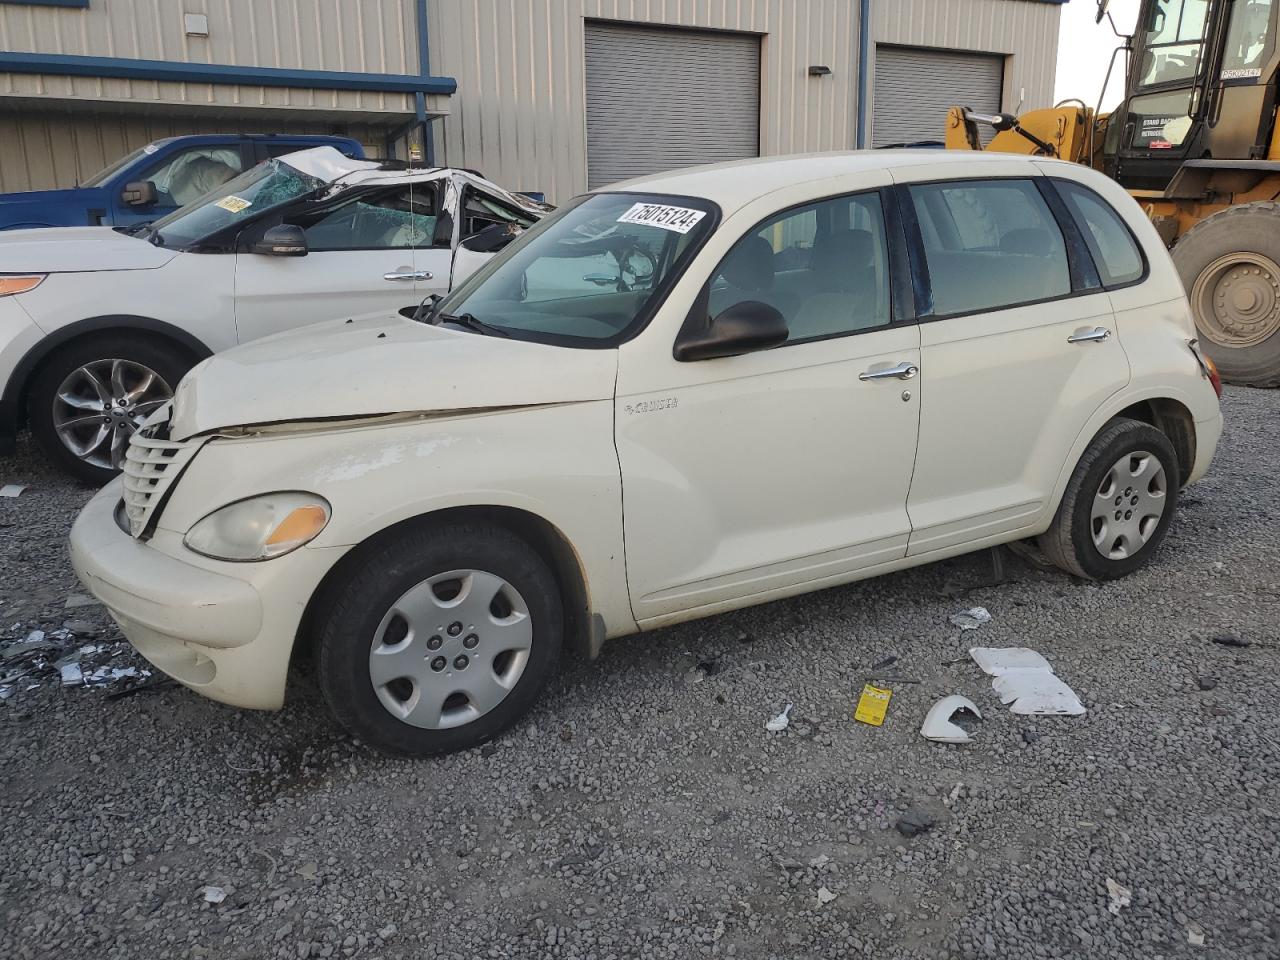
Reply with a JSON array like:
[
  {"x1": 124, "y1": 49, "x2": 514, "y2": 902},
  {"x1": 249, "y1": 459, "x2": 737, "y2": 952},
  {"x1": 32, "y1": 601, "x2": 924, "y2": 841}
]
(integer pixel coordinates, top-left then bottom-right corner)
[
  {"x1": 28, "y1": 334, "x2": 189, "y2": 485},
  {"x1": 1039, "y1": 418, "x2": 1180, "y2": 580},
  {"x1": 1173, "y1": 201, "x2": 1280, "y2": 387},
  {"x1": 316, "y1": 522, "x2": 563, "y2": 757}
]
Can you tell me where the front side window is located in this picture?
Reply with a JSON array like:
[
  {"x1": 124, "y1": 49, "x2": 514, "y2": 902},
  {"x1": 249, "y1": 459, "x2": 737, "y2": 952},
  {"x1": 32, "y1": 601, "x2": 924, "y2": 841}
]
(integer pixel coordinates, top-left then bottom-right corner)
[
  {"x1": 291, "y1": 187, "x2": 438, "y2": 251},
  {"x1": 1136, "y1": 0, "x2": 1211, "y2": 89},
  {"x1": 909, "y1": 179, "x2": 1070, "y2": 316},
  {"x1": 439, "y1": 192, "x2": 716, "y2": 344},
  {"x1": 708, "y1": 192, "x2": 892, "y2": 343},
  {"x1": 1055, "y1": 181, "x2": 1145, "y2": 288},
  {"x1": 138, "y1": 147, "x2": 246, "y2": 207},
  {"x1": 1222, "y1": 0, "x2": 1274, "y2": 78},
  {"x1": 148, "y1": 158, "x2": 325, "y2": 249},
  {"x1": 462, "y1": 191, "x2": 537, "y2": 236}
]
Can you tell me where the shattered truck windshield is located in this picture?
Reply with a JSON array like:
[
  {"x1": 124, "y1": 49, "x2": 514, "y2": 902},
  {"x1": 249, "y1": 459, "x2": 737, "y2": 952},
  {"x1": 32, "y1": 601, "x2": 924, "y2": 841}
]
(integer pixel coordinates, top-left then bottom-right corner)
[
  {"x1": 146, "y1": 158, "x2": 327, "y2": 248},
  {"x1": 437, "y1": 192, "x2": 717, "y2": 345}
]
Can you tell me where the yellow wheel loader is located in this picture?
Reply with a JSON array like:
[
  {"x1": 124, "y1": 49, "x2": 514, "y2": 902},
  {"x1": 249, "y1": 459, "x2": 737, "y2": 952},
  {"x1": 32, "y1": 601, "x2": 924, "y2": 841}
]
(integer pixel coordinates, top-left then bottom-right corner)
[{"x1": 947, "y1": 0, "x2": 1280, "y2": 387}]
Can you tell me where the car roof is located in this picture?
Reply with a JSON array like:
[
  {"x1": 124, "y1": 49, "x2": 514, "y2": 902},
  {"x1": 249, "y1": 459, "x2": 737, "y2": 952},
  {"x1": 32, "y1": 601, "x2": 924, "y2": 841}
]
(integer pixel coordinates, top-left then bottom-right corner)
[{"x1": 601, "y1": 150, "x2": 1062, "y2": 213}]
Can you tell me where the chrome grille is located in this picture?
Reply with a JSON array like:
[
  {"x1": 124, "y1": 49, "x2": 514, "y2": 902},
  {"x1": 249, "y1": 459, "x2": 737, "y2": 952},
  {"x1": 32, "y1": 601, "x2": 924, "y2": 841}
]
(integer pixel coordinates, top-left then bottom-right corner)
[{"x1": 119, "y1": 416, "x2": 201, "y2": 538}]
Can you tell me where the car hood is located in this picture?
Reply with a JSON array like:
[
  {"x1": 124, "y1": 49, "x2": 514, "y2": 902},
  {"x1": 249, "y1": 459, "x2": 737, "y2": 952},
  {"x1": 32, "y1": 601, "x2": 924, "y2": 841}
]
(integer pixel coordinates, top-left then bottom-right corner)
[
  {"x1": 0, "y1": 226, "x2": 179, "y2": 272},
  {"x1": 0, "y1": 186, "x2": 107, "y2": 230},
  {"x1": 169, "y1": 314, "x2": 618, "y2": 440}
]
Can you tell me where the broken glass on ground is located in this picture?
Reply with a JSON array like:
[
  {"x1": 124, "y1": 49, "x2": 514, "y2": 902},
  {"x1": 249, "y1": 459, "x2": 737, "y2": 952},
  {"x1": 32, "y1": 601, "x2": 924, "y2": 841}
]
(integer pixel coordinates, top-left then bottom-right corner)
[{"x1": 949, "y1": 607, "x2": 992, "y2": 630}]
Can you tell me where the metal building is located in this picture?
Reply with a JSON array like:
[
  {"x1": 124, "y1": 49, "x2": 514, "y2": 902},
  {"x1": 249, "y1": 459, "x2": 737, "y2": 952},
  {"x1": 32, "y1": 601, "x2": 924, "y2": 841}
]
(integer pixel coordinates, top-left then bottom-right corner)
[{"x1": 0, "y1": 0, "x2": 1066, "y2": 201}]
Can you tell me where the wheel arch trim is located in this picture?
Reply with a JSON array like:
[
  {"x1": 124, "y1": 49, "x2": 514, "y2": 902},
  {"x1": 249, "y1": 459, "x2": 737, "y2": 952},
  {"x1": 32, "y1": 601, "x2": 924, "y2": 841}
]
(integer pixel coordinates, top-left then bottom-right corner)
[{"x1": 0, "y1": 314, "x2": 213, "y2": 437}]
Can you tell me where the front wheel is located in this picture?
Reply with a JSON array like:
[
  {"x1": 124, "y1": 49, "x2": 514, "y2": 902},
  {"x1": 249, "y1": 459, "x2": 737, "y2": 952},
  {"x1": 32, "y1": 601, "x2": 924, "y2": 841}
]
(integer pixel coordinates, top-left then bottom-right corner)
[
  {"x1": 28, "y1": 334, "x2": 189, "y2": 485},
  {"x1": 1038, "y1": 418, "x2": 1180, "y2": 580},
  {"x1": 316, "y1": 522, "x2": 563, "y2": 757}
]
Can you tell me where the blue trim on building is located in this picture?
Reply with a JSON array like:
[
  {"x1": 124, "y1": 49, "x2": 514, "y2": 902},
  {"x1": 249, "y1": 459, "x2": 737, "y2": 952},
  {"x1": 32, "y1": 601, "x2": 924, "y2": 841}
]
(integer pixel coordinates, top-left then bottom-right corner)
[
  {"x1": 0, "y1": 1, "x2": 90, "y2": 8},
  {"x1": 0, "y1": 51, "x2": 457, "y2": 96},
  {"x1": 855, "y1": 0, "x2": 871, "y2": 149}
]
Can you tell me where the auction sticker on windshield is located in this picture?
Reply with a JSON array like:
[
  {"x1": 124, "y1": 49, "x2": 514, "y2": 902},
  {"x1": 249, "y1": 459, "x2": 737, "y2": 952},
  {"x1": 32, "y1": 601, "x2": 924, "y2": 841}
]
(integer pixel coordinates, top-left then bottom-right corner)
[
  {"x1": 617, "y1": 202, "x2": 706, "y2": 234},
  {"x1": 214, "y1": 196, "x2": 253, "y2": 214}
]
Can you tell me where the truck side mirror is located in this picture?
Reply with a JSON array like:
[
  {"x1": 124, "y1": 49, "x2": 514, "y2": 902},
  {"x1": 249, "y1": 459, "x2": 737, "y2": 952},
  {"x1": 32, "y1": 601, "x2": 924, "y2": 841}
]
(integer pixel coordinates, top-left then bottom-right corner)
[
  {"x1": 1095, "y1": 0, "x2": 1110, "y2": 25},
  {"x1": 121, "y1": 181, "x2": 158, "y2": 207},
  {"x1": 252, "y1": 224, "x2": 309, "y2": 257}
]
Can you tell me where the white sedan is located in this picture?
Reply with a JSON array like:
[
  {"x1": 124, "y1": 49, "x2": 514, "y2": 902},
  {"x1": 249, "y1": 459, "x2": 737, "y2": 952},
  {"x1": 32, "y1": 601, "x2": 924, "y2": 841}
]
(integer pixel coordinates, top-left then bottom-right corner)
[
  {"x1": 0, "y1": 147, "x2": 550, "y2": 482},
  {"x1": 70, "y1": 150, "x2": 1223, "y2": 756}
]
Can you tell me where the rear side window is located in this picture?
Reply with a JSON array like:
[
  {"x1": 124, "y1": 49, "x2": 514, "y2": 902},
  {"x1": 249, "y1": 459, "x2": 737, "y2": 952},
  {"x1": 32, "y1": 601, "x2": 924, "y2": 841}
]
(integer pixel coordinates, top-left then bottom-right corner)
[
  {"x1": 909, "y1": 179, "x2": 1070, "y2": 316},
  {"x1": 1054, "y1": 181, "x2": 1145, "y2": 287}
]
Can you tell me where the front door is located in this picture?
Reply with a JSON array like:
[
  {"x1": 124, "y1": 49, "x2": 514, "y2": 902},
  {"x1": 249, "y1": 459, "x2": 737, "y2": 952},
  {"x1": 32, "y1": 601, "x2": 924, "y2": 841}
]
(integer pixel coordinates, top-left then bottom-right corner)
[
  {"x1": 897, "y1": 176, "x2": 1131, "y2": 555},
  {"x1": 112, "y1": 143, "x2": 249, "y2": 226},
  {"x1": 617, "y1": 188, "x2": 922, "y2": 623},
  {"x1": 233, "y1": 184, "x2": 451, "y2": 344}
]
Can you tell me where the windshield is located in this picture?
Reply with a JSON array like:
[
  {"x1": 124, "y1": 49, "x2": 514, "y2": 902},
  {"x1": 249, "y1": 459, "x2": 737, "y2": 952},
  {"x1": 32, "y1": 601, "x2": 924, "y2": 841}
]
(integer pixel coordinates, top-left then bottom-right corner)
[
  {"x1": 146, "y1": 159, "x2": 326, "y2": 248},
  {"x1": 1136, "y1": 0, "x2": 1211, "y2": 89},
  {"x1": 81, "y1": 145, "x2": 153, "y2": 188},
  {"x1": 438, "y1": 192, "x2": 717, "y2": 345}
]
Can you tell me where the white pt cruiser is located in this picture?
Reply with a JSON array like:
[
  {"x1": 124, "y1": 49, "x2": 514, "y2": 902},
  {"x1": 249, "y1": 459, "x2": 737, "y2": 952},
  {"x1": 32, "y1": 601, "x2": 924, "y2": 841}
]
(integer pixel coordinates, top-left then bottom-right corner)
[{"x1": 70, "y1": 152, "x2": 1223, "y2": 756}]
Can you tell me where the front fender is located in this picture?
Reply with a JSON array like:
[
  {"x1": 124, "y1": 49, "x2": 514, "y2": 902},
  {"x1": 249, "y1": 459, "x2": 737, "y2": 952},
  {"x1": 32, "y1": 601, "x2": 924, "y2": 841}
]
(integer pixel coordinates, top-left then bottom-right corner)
[{"x1": 156, "y1": 401, "x2": 636, "y2": 637}]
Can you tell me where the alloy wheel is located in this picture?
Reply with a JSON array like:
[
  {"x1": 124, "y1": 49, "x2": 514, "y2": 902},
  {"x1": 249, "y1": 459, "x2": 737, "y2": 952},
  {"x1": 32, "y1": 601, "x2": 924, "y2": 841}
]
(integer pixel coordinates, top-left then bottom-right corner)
[
  {"x1": 52, "y1": 358, "x2": 173, "y2": 470},
  {"x1": 1089, "y1": 450, "x2": 1167, "y2": 560}
]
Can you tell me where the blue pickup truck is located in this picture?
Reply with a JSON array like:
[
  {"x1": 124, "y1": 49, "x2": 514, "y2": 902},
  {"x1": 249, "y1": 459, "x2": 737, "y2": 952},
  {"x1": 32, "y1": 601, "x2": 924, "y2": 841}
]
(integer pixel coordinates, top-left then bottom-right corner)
[{"x1": 0, "y1": 134, "x2": 364, "y2": 231}]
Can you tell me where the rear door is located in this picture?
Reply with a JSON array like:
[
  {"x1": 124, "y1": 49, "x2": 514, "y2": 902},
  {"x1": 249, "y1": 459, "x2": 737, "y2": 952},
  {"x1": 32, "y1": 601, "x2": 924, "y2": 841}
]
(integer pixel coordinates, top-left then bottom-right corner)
[
  {"x1": 895, "y1": 172, "x2": 1130, "y2": 556},
  {"x1": 233, "y1": 183, "x2": 449, "y2": 343}
]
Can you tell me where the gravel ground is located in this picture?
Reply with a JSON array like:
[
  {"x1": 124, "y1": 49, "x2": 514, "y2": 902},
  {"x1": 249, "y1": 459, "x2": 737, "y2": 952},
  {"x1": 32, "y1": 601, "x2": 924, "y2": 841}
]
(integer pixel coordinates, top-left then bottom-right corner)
[{"x1": 1, "y1": 386, "x2": 1277, "y2": 960}]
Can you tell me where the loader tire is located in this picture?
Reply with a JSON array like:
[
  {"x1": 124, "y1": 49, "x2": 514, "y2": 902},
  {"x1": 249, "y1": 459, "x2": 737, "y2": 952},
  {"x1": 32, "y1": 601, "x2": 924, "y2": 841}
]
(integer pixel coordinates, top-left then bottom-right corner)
[{"x1": 1173, "y1": 201, "x2": 1280, "y2": 388}]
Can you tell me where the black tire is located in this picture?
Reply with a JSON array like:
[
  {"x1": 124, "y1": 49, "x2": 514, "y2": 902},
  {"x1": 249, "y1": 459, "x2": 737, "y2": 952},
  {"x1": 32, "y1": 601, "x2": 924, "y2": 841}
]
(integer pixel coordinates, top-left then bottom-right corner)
[
  {"x1": 27, "y1": 334, "x2": 191, "y2": 485},
  {"x1": 1172, "y1": 202, "x2": 1280, "y2": 388},
  {"x1": 316, "y1": 521, "x2": 563, "y2": 757},
  {"x1": 1038, "y1": 418, "x2": 1180, "y2": 580}
]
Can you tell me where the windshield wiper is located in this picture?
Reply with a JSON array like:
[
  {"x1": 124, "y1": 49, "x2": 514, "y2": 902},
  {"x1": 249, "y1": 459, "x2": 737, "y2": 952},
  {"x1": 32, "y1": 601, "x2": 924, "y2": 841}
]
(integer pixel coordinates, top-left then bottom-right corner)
[{"x1": 437, "y1": 312, "x2": 509, "y2": 338}]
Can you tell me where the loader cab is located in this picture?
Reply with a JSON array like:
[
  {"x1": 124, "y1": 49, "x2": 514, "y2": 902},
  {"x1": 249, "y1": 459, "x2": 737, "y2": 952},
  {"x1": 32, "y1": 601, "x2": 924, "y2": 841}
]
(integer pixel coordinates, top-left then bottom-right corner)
[{"x1": 1104, "y1": 0, "x2": 1280, "y2": 190}]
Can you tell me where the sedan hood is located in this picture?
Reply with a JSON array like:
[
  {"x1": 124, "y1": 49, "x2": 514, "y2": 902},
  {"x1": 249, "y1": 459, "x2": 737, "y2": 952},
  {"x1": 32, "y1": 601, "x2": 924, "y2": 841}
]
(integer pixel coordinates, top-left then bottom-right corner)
[
  {"x1": 170, "y1": 314, "x2": 618, "y2": 440},
  {"x1": 0, "y1": 226, "x2": 178, "y2": 273}
]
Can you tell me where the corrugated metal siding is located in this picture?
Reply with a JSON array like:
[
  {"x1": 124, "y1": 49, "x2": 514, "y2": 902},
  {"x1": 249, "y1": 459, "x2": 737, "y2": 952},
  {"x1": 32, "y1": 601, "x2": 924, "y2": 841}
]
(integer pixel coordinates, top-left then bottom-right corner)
[
  {"x1": 0, "y1": 111, "x2": 386, "y2": 193},
  {"x1": 429, "y1": 0, "x2": 860, "y2": 204},
  {"x1": 429, "y1": 0, "x2": 1062, "y2": 204},
  {"x1": 584, "y1": 22, "x2": 760, "y2": 189},
  {"x1": 872, "y1": 0, "x2": 1062, "y2": 125},
  {"x1": 0, "y1": 0, "x2": 419, "y2": 116},
  {"x1": 872, "y1": 46, "x2": 1003, "y2": 148}
]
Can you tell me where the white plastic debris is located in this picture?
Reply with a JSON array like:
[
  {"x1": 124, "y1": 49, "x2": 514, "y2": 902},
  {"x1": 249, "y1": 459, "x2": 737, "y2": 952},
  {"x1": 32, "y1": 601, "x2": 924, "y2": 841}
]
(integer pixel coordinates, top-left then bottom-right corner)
[
  {"x1": 1186, "y1": 922, "x2": 1205, "y2": 946},
  {"x1": 816, "y1": 886, "x2": 837, "y2": 906},
  {"x1": 60, "y1": 662, "x2": 83, "y2": 686},
  {"x1": 949, "y1": 607, "x2": 992, "y2": 630},
  {"x1": 970, "y1": 647, "x2": 1085, "y2": 715},
  {"x1": 765, "y1": 703, "x2": 794, "y2": 732},
  {"x1": 1106, "y1": 877, "x2": 1131, "y2": 915},
  {"x1": 0, "y1": 484, "x2": 27, "y2": 497},
  {"x1": 921, "y1": 695, "x2": 983, "y2": 743},
  {"x1": 201, "y1": 885, "x2": 227, "y2": 904}
]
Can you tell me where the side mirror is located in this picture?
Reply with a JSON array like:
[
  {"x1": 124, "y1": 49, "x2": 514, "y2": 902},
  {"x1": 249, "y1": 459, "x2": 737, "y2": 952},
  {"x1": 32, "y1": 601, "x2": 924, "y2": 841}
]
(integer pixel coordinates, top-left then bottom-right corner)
[
  {"x1": 121, "y1": 181, "x2": 158, "y2": 207},
  {"x1": 674, "y1": 300, "x2": 788, "y2": 362},
  {"x1": 1095, "y1": 0, "x2": 1110, "y2": 24},
  {"x1": 462, "y1": 222, "x2": 521, "y2": 253},
  {"x1": 252, "y1": 224, "x2": 309, "y2": 257}
]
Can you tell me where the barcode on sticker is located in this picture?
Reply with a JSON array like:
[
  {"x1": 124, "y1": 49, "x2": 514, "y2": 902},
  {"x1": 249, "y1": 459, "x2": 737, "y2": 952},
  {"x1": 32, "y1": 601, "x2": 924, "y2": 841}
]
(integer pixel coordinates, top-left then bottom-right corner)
[{"x1": 617, "y1": 202, "x2": 706, "y2": 234}]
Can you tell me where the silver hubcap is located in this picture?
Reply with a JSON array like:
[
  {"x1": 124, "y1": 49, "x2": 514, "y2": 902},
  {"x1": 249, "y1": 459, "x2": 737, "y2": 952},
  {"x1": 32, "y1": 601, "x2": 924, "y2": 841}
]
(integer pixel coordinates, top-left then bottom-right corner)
[
  {"x1": 52, "y1": 358, "x2": 173, "y2": 470},
  {"x1": 368, "y1": 569, "x2": 532, "y2": 730},
  {"x1": 1089, "y1": 450, "x2": 1167, "y2": 560}
]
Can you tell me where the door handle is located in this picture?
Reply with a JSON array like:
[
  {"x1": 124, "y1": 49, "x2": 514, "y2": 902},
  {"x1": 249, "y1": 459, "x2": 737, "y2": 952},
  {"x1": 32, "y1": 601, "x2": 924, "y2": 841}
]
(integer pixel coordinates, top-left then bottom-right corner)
[
  {"x1": 1067, "y1": 326, "x2": 1111, "y2": 344},
  {"x1": 384, "y1": 270, "x2": 433, "y2": 281},
  {"x1": 859, "y1": 361, "x2": 919, "y2": 381}
]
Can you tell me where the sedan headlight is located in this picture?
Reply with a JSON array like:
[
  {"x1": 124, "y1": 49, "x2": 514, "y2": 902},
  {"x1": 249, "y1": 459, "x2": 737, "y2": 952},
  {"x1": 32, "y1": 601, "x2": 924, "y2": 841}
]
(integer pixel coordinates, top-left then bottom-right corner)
[
  {"x1": 183, "y1": 492, "x2": 331, "y2": 561},
  {"x1": 0, "y1": 275, "x2": 46, "y2": 297}
]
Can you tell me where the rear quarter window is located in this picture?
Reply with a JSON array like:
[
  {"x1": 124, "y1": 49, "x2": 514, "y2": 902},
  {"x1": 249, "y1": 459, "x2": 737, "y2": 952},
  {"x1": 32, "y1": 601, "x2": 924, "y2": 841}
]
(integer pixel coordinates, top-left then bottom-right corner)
[{"x1": 1054, "y1": 180, "x2": 1146, "y2": 288}]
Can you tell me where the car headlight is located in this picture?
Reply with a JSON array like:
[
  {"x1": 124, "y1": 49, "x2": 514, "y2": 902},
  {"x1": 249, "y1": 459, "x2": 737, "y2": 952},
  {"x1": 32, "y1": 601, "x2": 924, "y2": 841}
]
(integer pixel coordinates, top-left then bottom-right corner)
[
  {"x1": 0, "y1": 275, "x2": 46, "y2": 297},
  {"x1": 183, "y1": 492, "x2": 331, "y2": 561}
]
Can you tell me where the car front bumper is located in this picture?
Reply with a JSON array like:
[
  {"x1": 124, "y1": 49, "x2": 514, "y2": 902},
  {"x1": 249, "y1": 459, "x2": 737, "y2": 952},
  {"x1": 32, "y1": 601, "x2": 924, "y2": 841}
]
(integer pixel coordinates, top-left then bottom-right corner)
[{"x1": 69, "y1": 478, "x2": 342, "y2": 710}]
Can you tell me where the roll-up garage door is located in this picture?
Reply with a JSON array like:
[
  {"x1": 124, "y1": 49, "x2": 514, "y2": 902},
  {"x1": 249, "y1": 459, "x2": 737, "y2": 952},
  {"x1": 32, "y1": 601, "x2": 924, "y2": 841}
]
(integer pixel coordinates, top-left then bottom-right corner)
[
  {"x1": 584, "y1": 22, "x2": 760, "y2": 189},
  {"x1": 872, "y1": 45, "x2": 1004, "y2": 148}
]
